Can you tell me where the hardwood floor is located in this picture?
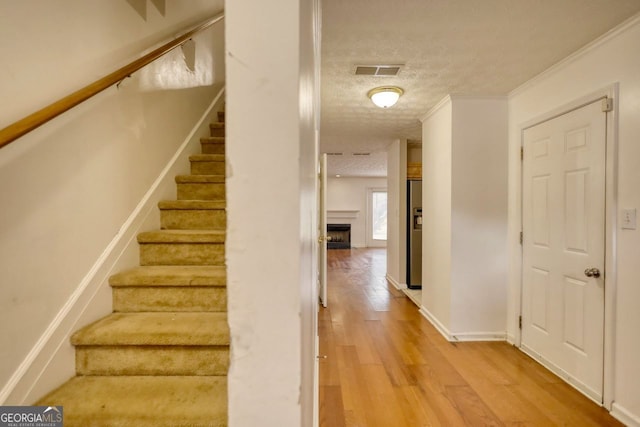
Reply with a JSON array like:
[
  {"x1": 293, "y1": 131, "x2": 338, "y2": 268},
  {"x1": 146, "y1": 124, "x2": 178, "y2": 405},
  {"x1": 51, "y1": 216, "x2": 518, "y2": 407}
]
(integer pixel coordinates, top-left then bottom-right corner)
[{"x1": 319, "y1": 248, "x2": 621, "y2": 427}]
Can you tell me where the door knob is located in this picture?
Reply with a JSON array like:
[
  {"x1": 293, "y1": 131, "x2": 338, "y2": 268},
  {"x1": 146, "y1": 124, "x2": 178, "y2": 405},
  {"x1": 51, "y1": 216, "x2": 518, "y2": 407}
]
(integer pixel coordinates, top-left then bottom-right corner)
[{"x1": 584, "y1": 268, "x2": 601, "y2": 278}]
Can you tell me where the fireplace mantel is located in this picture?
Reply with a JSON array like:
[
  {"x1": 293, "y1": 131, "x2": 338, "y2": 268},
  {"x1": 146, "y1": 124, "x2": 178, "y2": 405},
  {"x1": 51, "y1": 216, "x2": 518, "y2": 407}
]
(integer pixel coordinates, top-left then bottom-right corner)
[{"x1": 327, "y1": 210, "x2": 359, "y2": 219}]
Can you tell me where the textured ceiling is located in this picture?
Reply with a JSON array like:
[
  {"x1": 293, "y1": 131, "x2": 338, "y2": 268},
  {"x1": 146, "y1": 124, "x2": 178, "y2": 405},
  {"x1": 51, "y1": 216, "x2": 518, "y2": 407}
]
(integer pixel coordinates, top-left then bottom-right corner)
[
  {"x1": 320, "y1": 0, "x2": 640, "y2": 176},
  {"x1": 326, "y1": 152, "x2": 387, "y2": 177}
]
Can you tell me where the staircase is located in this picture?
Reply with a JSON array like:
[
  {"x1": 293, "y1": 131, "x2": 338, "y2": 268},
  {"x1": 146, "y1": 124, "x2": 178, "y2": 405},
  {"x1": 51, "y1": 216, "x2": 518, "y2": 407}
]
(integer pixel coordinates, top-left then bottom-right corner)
[{"x1": 36, "y1": 112, "x2": 229, "y2": 427}]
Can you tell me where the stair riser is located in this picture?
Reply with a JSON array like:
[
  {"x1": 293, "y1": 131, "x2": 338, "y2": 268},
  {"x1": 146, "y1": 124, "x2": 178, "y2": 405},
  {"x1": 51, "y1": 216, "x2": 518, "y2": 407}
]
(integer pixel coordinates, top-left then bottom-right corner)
[
  {"x1": 200, "y1": 142, "x2": 225, "y2": 155},
  {"x1": 38, "y1": 114, "x2": 230, "y2": 424},
  {"x1": 160, "y1": 210, "x2": 226, "y2": 230},
  {"x1": 76, "y1": 346, "x2": 229, "y2": 376},
  {"x1": 140, "y1": 244, "x2": 224, "y2": 266},
  {"x1": 113, "y1": 287, "x2": 227, "y2": 312},
  {"x1": 36, "y1": 376, "x2": 228, "y2": 427},
  {"x1": 177, "y1": 183, "x2": 225, "y2": 201},
  {"x1": 191, "y1": 161, "x2": 225, "y2": 175},
  {"x1": 210, "y1": 125, "x2": 225, "y2": 137}
]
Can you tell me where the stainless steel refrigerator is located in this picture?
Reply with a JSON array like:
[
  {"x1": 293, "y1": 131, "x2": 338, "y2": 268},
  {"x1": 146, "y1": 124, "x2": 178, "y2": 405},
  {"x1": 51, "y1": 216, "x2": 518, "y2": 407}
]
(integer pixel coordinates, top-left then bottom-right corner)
[{"x1": 407, "y1": 180, "x2": 422, "y2": 289}]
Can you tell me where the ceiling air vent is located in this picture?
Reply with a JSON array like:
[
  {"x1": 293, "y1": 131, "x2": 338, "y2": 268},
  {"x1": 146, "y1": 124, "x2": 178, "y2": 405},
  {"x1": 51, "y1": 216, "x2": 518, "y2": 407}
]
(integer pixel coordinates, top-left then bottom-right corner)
[{"x1": 354, "y1": 64, "x2": 403, "y2": 77}]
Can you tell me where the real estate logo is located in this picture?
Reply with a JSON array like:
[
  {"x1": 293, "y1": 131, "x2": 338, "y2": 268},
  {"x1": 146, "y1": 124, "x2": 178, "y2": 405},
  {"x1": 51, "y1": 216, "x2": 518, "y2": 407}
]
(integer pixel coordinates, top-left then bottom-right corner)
[{"x1": 0, "y1": 406, "x2": 63, "y2": 427}]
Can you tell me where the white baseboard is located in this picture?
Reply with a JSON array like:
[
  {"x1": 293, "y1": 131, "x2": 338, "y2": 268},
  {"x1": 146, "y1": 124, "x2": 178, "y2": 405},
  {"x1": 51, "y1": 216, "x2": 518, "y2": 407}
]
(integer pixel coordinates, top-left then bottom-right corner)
[
  {"x1": 418, "y1": 306, "x2": 452, "y2": 340},
  {"x1": 418, "y1": 306, "x2": 506, "y2": 342},
  {"x1": 520, "y1": 343, "x2": 601, "y2": 404},
  {"x1": 448, "y1": 331, "x2": 507, "y2": 342},
  {"x1": 385, "y1": 274, "x2": 406, "y2": 290},
  {"x1": 611, "y1": 402, "x2": 640, "y2": 427},
  {"x1": 0, "y1": 88, "x2": 225, "y2": 405},
  {"x1": 402, "y1": 289, "x2": 421, "y2": 307}
]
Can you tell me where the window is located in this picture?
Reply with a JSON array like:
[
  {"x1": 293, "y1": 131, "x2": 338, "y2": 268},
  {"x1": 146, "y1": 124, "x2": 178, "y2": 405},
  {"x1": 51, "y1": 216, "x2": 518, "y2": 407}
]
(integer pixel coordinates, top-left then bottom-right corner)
[{"x1": 372, "y1": 190, "x2": 387, "y2": 241}]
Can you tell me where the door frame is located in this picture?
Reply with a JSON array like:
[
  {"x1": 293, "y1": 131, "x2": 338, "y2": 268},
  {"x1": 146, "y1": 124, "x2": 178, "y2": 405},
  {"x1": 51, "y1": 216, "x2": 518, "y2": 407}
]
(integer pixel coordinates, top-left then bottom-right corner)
[
  {"x1": 318, "y1": 153, "x2": 328, "y2": 307},
  {"x1": 517, "y1": 84, "x2": 618, "y2": 408}
]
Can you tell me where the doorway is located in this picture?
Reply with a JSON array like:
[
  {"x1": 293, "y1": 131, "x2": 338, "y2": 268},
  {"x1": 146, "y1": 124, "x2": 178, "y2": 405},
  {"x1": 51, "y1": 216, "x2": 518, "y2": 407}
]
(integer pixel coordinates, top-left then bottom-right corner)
[{"x1": 520, "y1": 95, "x2": 613, "y2": 403}]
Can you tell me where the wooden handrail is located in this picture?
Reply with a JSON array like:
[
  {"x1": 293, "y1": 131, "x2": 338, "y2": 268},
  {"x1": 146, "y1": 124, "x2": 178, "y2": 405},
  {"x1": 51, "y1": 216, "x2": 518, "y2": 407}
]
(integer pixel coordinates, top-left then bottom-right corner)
[{"x1": 0, "y1": 12, "x2": 224, "y2": 150}]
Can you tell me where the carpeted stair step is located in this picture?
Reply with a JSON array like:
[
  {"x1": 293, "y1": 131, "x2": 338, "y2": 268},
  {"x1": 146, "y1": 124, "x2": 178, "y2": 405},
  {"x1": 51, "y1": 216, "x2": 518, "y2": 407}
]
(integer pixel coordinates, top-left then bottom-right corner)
[
  {"x1": 34, "y1": 108, "x2": 230, "y2": 423},
  {"x1": 110, "y1": 265, "x2": 227, "y2": 312},
  {"x1": 159, "y1": 200, "x2": 226, "y2": 230},
  {"x1": 200, "y1": 136, "x2": 225, "y2": 155},
  {"x1": 176, "y1": 174, "x2": 225, "y2": 201},
  {"x1": 71, "y1": 312, "x2": 229, "y2": 376},
  {"x1": 36, "y1": 376, "x2": 227, "y2": 427},
  {"x1": 210, "y1": 122, "x2": 225, "y2": 137},
  {"x1": 138, "y1": 230, "x2": 225, "y2": 266},
  {"x1": 190, "y1": 153, "x2": 225, "y2": 175}
]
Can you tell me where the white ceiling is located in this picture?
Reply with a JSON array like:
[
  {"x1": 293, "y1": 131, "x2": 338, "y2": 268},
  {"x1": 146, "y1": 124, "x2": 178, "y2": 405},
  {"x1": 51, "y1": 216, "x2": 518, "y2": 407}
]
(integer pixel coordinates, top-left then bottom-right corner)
[{"x1": 320, "y1": 0, "x2": 640, "y2": 177}]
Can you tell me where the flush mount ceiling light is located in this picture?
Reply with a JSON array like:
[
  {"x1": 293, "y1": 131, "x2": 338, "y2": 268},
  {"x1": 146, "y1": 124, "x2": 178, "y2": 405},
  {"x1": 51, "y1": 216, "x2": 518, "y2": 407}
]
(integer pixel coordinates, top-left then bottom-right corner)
[{"x1": 367, "y1": 86, "x2": 404, "y2": 108}]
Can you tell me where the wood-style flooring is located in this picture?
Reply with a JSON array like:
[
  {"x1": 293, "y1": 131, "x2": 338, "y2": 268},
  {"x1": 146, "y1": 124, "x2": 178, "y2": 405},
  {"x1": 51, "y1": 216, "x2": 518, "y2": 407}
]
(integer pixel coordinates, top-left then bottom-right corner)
[{"x1": 319, "y1": 248, "x2": 621, "y2": 427}]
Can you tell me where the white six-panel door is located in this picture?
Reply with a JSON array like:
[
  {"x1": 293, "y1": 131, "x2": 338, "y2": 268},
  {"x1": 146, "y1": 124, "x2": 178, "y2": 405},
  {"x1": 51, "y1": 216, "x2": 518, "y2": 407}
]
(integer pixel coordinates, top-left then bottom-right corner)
[{"x1": 521, "y1": 99, "x2": 607, "y2": 402}]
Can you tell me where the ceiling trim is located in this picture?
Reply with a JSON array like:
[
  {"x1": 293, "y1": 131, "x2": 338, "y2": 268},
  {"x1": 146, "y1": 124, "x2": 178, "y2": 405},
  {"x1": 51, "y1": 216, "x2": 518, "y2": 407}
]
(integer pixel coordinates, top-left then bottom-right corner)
[
  {"x1": 420, "y1": 94, "x2": 509, "y2": 122},
  {"x1": 510, "y1": 11, "x2": 640, "y2": 97},
  {"x1": 420, "y1": 94, "x2": 452, "y2": 123}
]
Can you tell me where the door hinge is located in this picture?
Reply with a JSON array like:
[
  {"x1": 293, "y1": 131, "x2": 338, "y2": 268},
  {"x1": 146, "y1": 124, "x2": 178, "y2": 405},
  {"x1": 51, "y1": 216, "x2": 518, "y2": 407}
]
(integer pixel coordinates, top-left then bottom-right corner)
[
  {"x1": 519, "y1": 231, "x2": 523, "y2": 245},
  {"x1": 602, "y1": 97, "x2": 613, "y2": 112},
  {"x1": 520, "y1": 147, "x2": 524, "y2": 161},
  {"x1": 519, "y1": 315, "x2": 522, "y2": 330}
]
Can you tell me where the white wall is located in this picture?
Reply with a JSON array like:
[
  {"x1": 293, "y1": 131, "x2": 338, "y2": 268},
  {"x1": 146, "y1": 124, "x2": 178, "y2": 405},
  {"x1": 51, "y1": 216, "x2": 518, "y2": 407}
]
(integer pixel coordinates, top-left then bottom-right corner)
[
  {"x1": 399, "y1": 145, "x2": 408, "y2": 286},
  {"x1": 507, "y1": 15, "x2": 640, "y2": 424},
  {"x1": 326, "y1": 177, "x2": 387, "y2": 248},
  {"x1": 386, "y1": 142, "x2": 400, "y2": 282},
  {"x1": 386, "y1": 140, "x2": 406, "y2": 288},
  {"x1": 421, "y1": 99, "x2": 453, "y2": 331},
  {"x1": 0, "y1": 0, "x2": 224, "y2": 129},
  {"x1": 0, "y1": 0, "x2": 225, "y2": 403},
  {"x1": 386, "y1": 140, "x2": 407, "y2": 288},
  {"x1": 420, "y1": 96, "x2": 508, "y2": 339},
  {"x1": 450, "y1": 97, "x2": 508, "y2": 334},
  {"x1": 226, "y1": 0, "x2": 320, "y2": 425}
]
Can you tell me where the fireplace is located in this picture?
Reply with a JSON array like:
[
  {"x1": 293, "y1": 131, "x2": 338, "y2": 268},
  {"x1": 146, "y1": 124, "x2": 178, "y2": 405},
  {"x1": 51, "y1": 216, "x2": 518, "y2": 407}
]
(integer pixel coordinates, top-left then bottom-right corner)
[{"x1": 327, "y1": 224, "x2": 351, "y2": 249}]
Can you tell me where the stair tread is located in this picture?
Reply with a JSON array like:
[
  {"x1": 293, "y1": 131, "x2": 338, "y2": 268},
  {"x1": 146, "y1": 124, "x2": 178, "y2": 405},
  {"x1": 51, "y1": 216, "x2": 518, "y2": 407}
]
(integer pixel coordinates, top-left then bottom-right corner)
[
  {"x1": 176, "y1": 174, "x2": 225, "y2": 183},
  {"x1": 138, "y1": 229, "x2": 225, "y2": 243},
  {"x1": 110, "y1": 266, "x2": 226, "y2": 287},
  {"x1": 36, "y1": 376, "x2": 227, "y2": 427},
  {"x1": 189, "y1": 154, "x2": 225, "y2": 162},
  {"x1": 158, "y1": 200, "x2": 226, "y2": 210},
  {"x1": 200, "y1": 136, "x2": 225, "y2": 143},
  {"x1": 71, "y1": 312, "x2": 229, "y2": 346},
  {"x1": 37, "y1": 108, "x2": 230, "y2": 424}
]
